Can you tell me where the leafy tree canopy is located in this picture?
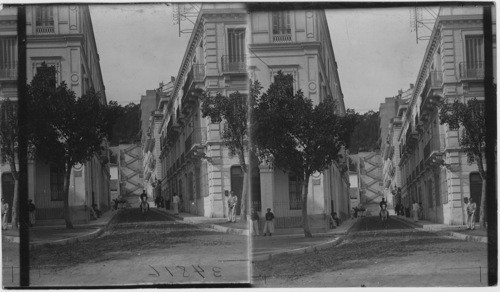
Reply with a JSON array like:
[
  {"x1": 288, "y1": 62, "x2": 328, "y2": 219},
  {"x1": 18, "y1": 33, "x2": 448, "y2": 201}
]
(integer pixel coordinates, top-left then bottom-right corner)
[
  {"x1": 252, "y1": 71, "x2": 356, "y2": 176},
  {"x1": 26, "y1": 63, "x2": 118, "y2": 228},
  {"x1": 347, "y1": 109, "x2": 380, "y2": 154},
  {"x1": 107, "y1": 101, "x2": 141, "y2": 146},
  {"x1": 439, "y1": 98, "x2": 485, "y2": 165}
]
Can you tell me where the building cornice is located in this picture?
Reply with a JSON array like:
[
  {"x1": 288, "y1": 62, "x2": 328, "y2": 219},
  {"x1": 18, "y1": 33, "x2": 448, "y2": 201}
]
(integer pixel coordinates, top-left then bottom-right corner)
[
  {"x1": 249, "y1": 41, "x2": 321, "y2": 52},
  {"x1": 404, "y1": 10, "x2": 484, "y2": 129},
  {"x1": 26, "y1": 33, "x2": 84, "y2": 44}
]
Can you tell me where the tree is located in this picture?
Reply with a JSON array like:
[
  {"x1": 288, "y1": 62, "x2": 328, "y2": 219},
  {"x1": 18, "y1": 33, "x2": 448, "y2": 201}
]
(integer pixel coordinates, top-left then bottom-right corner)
[
  {"x1": 26, "y1": 63, "x2": 116, "y2": 229},
  {"x1": 348, "y1": 110, "x2": 380, "y2": 154},
  {"x1": 0, "y1": 98, "x2": 19, "y2": 228},
  {"x1": 252, "y1": 72, "x2": 357, "y2": 237},
  {"x1": 201, "y1": 88, "x2": 253, "y2": 222},
  {"x1": 108, "y1": 102, "x2": 141, "y2": 146},
  {"x1": 439, "y1": 98, "x2": 486, "y2": 229}
]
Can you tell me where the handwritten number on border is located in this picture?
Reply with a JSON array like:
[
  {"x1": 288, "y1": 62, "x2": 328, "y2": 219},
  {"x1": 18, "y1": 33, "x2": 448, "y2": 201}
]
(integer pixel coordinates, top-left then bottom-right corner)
[
  {"x1": 149, "y1": 265, "x2": 160, "y2": 277},
  {"x1": 192, "y1": 265, "x2": 205, "y2": 278},
  {"x1": 212, "y1": 267, "x2": 222, "y2": 277},
  {"x1": 177, "y1": 266, "x2": 189, "y2": 277},
  {"x1": 164, "y1": 266, "x2": 173, "y2": 277}
]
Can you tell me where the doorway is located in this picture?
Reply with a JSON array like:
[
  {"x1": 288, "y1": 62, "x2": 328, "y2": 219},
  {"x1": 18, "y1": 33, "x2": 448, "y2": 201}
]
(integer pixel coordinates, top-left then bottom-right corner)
[
  {"x1": 230, "y1": 166, "x2": 244, "y2": 215},
  {"x1": 469, "y1": 172, "x2": 482, "y2": 222},
  {"x1": 1, "y1": 173, "x2": 14, "y2": 223}
]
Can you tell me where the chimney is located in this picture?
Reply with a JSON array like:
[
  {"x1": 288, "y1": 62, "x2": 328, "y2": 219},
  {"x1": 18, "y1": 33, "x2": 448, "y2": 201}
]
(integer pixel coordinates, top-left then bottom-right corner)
[
  {"x1": 171, "y1": 76, "x2": 175, "y2": 82},
  {"x1": 410, "y1": 83, "x2": 414, "y2": 89}
]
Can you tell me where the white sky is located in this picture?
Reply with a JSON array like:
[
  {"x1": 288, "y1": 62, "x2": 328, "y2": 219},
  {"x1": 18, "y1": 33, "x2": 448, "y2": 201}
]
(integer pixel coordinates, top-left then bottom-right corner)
[{"x1": 90, "y1": 4, "x2": 435, "y2": 112}]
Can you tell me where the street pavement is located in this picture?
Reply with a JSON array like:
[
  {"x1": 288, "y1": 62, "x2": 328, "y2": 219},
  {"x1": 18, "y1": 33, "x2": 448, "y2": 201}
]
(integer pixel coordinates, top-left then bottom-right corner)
[
  {"x1": 3, "y1": 207, "x2": 249, "y2": 287},
  {"x1": 252, "y1": 219, "x2": 356, "y2": 262},
  {"x1": 252, "y1": 215, "x2": 489, "y2": 287}
]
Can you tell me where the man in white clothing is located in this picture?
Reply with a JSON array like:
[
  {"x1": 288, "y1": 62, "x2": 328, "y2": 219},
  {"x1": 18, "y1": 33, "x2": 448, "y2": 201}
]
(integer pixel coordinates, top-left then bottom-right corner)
[{"x1": 412, "y1": 201, "x2": 419, "y2": 222}]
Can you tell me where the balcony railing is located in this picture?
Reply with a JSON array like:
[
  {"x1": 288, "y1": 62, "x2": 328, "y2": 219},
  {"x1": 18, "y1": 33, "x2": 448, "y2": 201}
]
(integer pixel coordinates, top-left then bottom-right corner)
[
  {"x1": 192, "y1": 64, "x2": 205, "y2": 82},
  {"x1": 185, "y1": 127, "x2": 207, "y2": 152},
  {"x1": 273, "y1": 34, "x2": 292, "y2": 43},
  {"x1": 182, "y1": 68, "x2": 194, "y2": 97},
  {"x1": 459, "y1": 62, "x2": 484, "y2": 79},
  {"x1": 221, "y1": 55, "x2": 246, "y2": 73},
  {"x1": 421, "y1": 71, "x2": 442, "y2": 98},
  {"x1": 0, "y1": 61, "x2": 17, "y2": 79},
  {"x1": 36, "y1": 25, "x2": 55, "y2": 34}
]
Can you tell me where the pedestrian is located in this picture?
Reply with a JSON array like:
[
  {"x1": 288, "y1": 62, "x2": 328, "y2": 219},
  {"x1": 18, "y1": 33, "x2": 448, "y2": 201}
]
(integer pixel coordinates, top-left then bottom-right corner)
[
  {"x1": 28, "y1": 199, "x2": 36, "y2": 227},
  {"x1": 379, "y1": 198, "x2": 387, "y2": 219},
  {"x1": 330, "y1": 212, "x2": 340, "y2": 227},
  {"x1": 223, "y1": 190, "x2": 230, "y2": 219},
  {"x1": 412, "y1": 200, "x2": 419, "y2": 222},
  {"x1": 1, "y1": 198, "x2": 9, "y2": 230},
  {"x1": 250, "y1": 208, "x2": 260, "y2": 236},
  {"x1": 179, "y1": 195, "x2": 184, "y2": 212},
  {"x1": 227, "y1": 191, "x2": 238, "y2": 222},
  {"x1": 466, "y1": 197, "x2": 477, "y2": 230},
  {"x1": 405, "y1": 205, "x2": 410, "y2": 218},
  {"x1": 263, "y1": 208, "x2": 275, "y2": 236},
  {"x1": 140, "y1": 190, "x2": 147, "y2": 204},
  {"x1": 418, "y1": 202, "x2": 424, "y2": 220},
  {"x1": 172, "y1": 193, "x2": 180, "y2": 215}
]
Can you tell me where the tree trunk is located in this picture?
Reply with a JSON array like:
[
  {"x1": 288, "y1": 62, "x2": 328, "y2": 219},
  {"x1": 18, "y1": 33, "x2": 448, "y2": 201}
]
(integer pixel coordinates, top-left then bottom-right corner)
[
  {"x1": 8, "y1": 158, "x2": 19, "y2": 229},
  {"x1": 301, "y1": 172, "x2": 312, "y2": 237},
  {"x1": 63, "y1": 163, "x2": 74, "y2": 229},
  {"x1": 238, "y1": 152, "x2": 248, "y2": 223},
  {"x1": 476, "y1": 154, "x2": 487, "y2": 229}
]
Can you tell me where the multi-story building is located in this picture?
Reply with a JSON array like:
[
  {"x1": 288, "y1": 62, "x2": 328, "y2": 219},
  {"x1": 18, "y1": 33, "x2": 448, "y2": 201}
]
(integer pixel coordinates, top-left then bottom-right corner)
[
  {"x1": 380, "y1": 86, "x2": 413, "y2": 208},
  {"x1": 151, "y1": 5, "x2": 351, "y2": 227},
  {"x1": 23, "y1": 5, "x2": 110, "y2": 223},
  {"x1": 156, "y1": 3, "x2": 249, "y2": 217},
  {"x1": 398, "y1": 6, "x2": 494, "y2": 225},
  {"x1": 0, "y1": 7, "x2": 18, "y2": 223},
  {"x1": 142, "y1": 79, "x2": 175, "y2": 200},
  {"x1": 248, "y1": 9, "x2": 350, "y2": 230}
]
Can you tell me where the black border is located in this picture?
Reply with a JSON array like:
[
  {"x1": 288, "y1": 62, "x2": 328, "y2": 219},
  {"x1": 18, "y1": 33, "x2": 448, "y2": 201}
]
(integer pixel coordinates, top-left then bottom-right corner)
[
  {"x1": 483, "y1": 4, "x2": 498, "y2": 287},
  {"x1": 5, "y1": 1, "x2": 497, "y2": 288}
]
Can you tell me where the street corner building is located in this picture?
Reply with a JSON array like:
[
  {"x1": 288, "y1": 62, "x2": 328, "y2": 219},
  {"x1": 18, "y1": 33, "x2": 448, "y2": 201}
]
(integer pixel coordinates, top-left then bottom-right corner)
[
  {"x1": 1, "y1": 5, "x2": 111, "y2": 224},
  {"x1": 139, "y1": 4, "x2": 351, "y2": 227},
  {"x1": 151, "y1": 3, "x2": 251, "y2": 218},
  {"x1": 247, "y1": 8, "x2": 351, "y2": 231},
  {"x1": 0, "y1": 7, "x2": 18, "y2": 224},
  {"x1": 380, "y1": 6, "x2": 495, "y2": 225}
]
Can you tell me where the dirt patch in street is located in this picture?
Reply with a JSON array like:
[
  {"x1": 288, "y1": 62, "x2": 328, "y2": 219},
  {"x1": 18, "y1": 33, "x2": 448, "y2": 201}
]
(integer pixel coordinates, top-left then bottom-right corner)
[{"x1": 253, "y1": 230, "x2": 486, "y2": 282}]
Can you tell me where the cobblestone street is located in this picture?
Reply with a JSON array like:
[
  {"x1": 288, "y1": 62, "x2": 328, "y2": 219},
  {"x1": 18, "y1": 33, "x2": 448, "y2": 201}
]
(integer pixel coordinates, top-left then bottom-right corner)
[
  {"x1": 26, "y1": 208, "x2": 249, "y2": 286},
  {"x1": 252, "y1": 216, "x2": 488, "y2": 287}
]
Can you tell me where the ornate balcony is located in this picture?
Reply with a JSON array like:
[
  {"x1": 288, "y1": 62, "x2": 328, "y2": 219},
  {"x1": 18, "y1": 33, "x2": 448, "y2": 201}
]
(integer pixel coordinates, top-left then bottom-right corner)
[
  {"x1": 0, "y1": 61, "x2": 17, "y2": 80},
  {"x1": 221, "y1": 55, "x2": 246, "y2": 73},
  {"x1": 35, "y1": 25, "x2": 55, "y2": 34},
  {"x1": 459, "y1": 62, "x2": 484, "y2": 80},
  {"x1": 185, "y1": 127, "x2": 207, "y2": 159},
  {"x1": 192, "y1": 64, "x2": 205, "y2": 82},
  {"x1": 273, "y1": 34, "x2": 292, "y2": 43},
  {"x1": 424, "y1": 138, "x2": 443, "y2": 169},
  {"x1": 421, "y1": 71, "x2": 443, "y2": 98}
]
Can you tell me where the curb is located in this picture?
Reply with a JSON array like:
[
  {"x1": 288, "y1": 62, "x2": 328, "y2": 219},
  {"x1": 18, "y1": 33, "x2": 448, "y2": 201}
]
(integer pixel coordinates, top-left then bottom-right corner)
[
  {"x1": 446, "y1": 231, "x2": 488, "y2": 243},
  {"x1": 252, "y1": 236, "x2": 345, "y2": 262},
  {"x1": 29, "y1": 209, "x2": 122, "y2": 251},
  {"x1": 251, "y1": 222, "x2": 355, "y2": 262},
  {"x1": 3, "y1": 234, "x2": 20, "y2": 243},
  {"x1": 29, "y1": 227, "x2": 104, "y2": 251},
  {"x1": 391, "y1": 216, "x2": 487, "y2": 243},
  {"x1": 159, "y1": 209, "x2": 250, "y2": 236},
  {"x1": 208, "y1": 224, "x2": 249, "y2": 236}
]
